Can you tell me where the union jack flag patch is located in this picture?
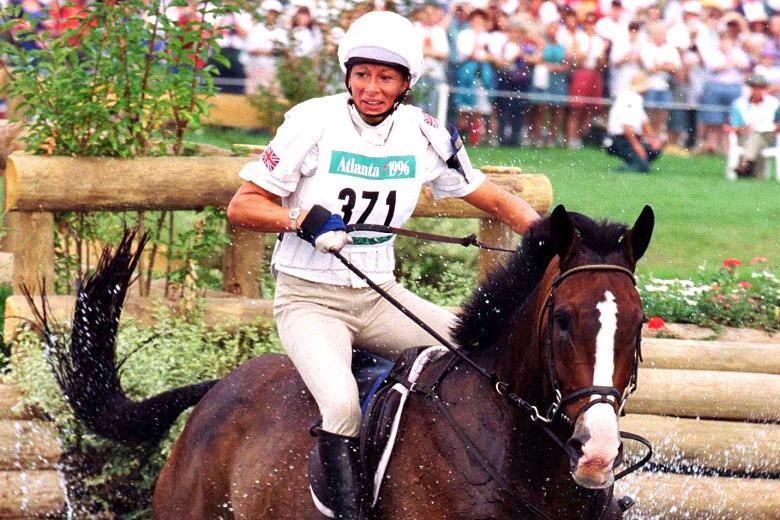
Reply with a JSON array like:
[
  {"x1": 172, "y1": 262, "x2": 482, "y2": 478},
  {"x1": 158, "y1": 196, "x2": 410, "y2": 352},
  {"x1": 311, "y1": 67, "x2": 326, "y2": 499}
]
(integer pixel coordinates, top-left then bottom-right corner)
[
  {"x1": 261, "y1": 146, "x2": 280, "y2": 172},
  {"x1": 423, "y1": 113, "x2": 439, "y2": 128}
]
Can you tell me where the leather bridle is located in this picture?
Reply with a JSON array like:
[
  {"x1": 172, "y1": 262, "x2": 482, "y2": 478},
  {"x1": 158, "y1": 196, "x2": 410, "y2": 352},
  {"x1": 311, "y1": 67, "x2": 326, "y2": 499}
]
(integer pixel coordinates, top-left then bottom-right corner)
[{"x1": 535, "y1": 264, "x2": 641, "y2": 427}]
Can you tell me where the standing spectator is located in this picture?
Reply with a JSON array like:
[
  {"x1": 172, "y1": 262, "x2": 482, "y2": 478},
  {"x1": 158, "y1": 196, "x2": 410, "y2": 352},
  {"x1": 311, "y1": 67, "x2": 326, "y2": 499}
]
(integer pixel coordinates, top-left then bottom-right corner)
[
  {"x1": 244, "y1": 0, "x2": 285, "y2": 95},
  {"x1": 743, "y1": 11, "x2": 770, "y2": 60},
  {"x1": 668, "y1": 1, "x2": 706, "y2": 148},
  {"x1": 640, "y1": 21, "x2": 681, "y2": 137},
  {"x1": 529, "y1": 20, "x2": 570, "y2": 145},
  {"x1": 556, "y1": 7, "x2": 578, "y2": 55},
  {"x1": 413, "y1": 1, "x2": 449, "y2": 115},
  {"x1": 210, "y1": 7, "x2": 252, "y2": 94},
  {"x1": 606, "y1": 72, "x2": 663, "y2": 172},
  {"x1": 596, "y1": 0, "x2": 629, "y2": 45},
  {"x1": 444, "y1": 1, "x2": 472, "y2": 123},
  {"x1": 596, "y1": 0, "x2": 629, "y2": 96},
  {"x1": 609, "y1": 20, "x2": 644, "y2": 97},
  {"x1": 454, "y1": 8, "x2": 496, "y2": 145},
  {"x1": 493, "y1": 19, "x2": 541, "y2": 146},
  {"x1": 727, "y1": 73, "x2": 780, "y2": 176},
  {"x1": 289, "y1": 6, "x2": 323, "y2": 58},
  {"x1": 754, "y1": 44, "x2": 780, "y2": 94},
  {"x1": 565, "y1": 11, "x2": 606, "y2": 149},
  {"x1": 697, "y1": 30, "x2": 750, "y2": 152}
]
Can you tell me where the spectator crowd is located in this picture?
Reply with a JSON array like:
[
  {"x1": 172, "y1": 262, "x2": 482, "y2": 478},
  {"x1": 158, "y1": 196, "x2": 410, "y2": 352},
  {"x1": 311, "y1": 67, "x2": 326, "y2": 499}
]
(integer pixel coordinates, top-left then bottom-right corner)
[{"x1": 5, "y1": 0, "x2": 780, "y2": 159}]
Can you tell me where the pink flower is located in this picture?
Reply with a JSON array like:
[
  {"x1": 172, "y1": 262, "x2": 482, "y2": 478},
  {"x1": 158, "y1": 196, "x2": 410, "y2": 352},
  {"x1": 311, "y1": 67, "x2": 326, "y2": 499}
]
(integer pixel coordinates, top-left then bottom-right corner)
[
  {"x1": 737, "y1": 281, "x2": 752, "y2": 289},
  {"x1": 647, "y1": 316, "x2": 665, "y2": 329},
  {"x1": 750, "y1": 256, "x2": 768, "y2": 265},
  {"x1": 722, "y1": 258, "x2": 742, "y2": 268}
]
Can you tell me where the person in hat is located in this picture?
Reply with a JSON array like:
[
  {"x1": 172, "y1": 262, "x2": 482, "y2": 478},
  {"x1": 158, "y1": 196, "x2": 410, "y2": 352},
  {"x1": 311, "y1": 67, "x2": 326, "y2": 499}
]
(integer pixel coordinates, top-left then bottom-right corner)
[
  {"x1": 605, "y1": 71, "x2": 663, "y2": 172},
  {"x1": 227, "y1": 10, "x2": 540, "y2": 519},
  {"x1": 726, "y1": 73, "x2": 780, "y2": 176}
]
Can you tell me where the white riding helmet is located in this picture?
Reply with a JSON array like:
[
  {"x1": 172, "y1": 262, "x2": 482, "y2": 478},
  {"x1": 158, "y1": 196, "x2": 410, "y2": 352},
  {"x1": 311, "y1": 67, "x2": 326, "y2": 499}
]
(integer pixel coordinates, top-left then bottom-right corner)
[{"x1": 337, "y1": 11, "x2": 424, "y2": 87}]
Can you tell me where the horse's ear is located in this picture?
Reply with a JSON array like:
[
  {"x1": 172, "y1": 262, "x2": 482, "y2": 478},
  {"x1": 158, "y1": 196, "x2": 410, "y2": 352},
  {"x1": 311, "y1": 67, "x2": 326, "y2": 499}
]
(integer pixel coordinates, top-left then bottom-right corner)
[
  {"x1": 627, "y1": 205, "x2": 654, "y2": 263},
  {"x1": 549, "y1": 204, "x2": 575, "y2": 261}
]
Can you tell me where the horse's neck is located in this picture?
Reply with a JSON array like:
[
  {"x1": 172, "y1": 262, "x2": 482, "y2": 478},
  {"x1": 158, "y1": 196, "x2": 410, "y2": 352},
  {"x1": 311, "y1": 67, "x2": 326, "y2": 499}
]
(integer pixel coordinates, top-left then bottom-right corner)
[{"x1": 457, "y1": 268, "x2": 598, "y2": 514}]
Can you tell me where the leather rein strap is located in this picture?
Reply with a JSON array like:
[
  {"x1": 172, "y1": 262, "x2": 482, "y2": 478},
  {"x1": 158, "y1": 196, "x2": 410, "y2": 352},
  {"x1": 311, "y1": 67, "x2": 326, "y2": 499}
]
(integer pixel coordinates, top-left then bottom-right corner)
[{"x1": 344, "y1": 223, "x2": 517, "y2": 252}]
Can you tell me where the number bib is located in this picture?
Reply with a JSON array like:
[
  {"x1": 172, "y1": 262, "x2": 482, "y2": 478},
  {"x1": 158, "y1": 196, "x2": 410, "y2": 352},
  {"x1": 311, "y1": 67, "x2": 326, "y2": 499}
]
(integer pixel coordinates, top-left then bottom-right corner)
[{"x1": 271, "y1": 103, "x2": 432, "y2": 287}]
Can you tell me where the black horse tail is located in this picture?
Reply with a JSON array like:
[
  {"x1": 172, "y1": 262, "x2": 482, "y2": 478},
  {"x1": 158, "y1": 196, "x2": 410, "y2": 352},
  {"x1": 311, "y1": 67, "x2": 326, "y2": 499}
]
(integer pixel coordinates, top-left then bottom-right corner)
[{"x1": 24, "y1": 228, "x2": 218, "y2": 445}]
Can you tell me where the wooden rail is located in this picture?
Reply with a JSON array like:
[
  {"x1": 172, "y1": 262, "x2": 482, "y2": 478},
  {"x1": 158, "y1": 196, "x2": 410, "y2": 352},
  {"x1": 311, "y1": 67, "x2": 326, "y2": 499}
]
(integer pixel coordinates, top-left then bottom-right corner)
[{"x1": 4, "y1": 152, "x2": 552, "y2": 296}]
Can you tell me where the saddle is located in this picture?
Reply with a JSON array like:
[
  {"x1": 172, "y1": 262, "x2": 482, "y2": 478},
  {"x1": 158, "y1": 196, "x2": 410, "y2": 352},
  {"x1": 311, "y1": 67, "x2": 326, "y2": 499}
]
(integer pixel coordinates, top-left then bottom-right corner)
[{"x1": 308, "y1": 346, "x2": 453, "y2": 517}]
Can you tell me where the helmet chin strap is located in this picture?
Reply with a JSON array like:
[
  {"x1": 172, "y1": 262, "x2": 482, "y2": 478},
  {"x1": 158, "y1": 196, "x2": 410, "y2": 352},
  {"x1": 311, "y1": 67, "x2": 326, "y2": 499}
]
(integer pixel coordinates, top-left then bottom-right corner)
[{"x1": 346, "y1": 89, "x2": 410, "y2": 124}]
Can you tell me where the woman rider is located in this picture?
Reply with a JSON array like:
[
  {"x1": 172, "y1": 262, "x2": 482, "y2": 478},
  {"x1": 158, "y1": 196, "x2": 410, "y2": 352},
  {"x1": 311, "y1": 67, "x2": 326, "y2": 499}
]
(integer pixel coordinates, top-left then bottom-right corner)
[{"x1": 227, "y1": 10, "x2": 539, "y2": 519}]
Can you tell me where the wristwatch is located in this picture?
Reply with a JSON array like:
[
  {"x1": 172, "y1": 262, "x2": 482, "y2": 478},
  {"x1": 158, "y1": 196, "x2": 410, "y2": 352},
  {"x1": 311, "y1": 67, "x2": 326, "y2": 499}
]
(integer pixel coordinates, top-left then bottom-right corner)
[{"x1": 288, "y1": 207, "x2": 301, "y2": 230}]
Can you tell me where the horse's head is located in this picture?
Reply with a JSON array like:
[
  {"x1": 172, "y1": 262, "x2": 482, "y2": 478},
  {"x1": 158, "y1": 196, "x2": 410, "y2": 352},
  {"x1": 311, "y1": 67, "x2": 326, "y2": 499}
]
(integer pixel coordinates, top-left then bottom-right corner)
[{"x1": 541, "y1": 205, "x2": 654, "y2": 490}]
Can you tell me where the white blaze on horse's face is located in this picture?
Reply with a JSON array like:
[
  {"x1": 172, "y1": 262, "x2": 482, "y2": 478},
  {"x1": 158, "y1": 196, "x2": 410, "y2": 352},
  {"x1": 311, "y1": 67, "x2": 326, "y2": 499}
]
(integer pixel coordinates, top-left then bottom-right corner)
[{"x1": 572, "y1": 290, "x2": 621, "y2": 489}]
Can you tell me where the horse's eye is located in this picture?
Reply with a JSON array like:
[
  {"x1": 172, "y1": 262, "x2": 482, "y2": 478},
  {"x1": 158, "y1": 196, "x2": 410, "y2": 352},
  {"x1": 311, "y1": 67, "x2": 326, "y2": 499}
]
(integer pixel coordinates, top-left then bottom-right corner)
[{"x1": 554, "y1": 310, "x2": 572, "y2": 333}]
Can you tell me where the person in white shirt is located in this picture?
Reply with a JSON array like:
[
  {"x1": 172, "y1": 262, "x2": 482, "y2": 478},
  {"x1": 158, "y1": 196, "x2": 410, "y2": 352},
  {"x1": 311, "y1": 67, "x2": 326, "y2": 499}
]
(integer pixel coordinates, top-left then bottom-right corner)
[
  {"x1": 244, "y1": 0, "x2": 286, "y2": 95},
  {"x1": 413, "y1": 1, "x2": 450, "y2": 115},
  {"x1": 727, "y1": 73, "x2": 780, "y2": 176},
  {"x1": 209, "y1": 6, "x2": 252, "y2": 93},
  {"x1": 288, "y1": 5, "x2": 323, "y2": 58},
  {"x1": 640, "y1": 21, "x2": 682, "y2": 136},
  {"x1": 226, "y1": 11, "x2": 540, "y2": 519},
  {"x1": 595, "y1": 0, "x2": 629, "y2": 46},
  {"x1": 609, "y1": 20, "x2": 644, "y2": 97},
  {"x1": 666, "y1": 1, "x2": 704, "y2": 147},
  {"x1": 605, "y1": 71, "x2": 663, "y2": 172},
  {"x1": 453, "y1": 8, "x2": 497, "y2": 145},
  {"x1": 697, "y1": 30, "x2": 750, "y2": 152}
]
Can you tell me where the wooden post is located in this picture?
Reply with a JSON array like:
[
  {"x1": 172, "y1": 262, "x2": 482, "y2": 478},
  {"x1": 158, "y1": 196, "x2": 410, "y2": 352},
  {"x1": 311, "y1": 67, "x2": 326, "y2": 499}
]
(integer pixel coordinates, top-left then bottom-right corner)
[
  {"x1": 476, "y1": 219, "x2": 516, "y2": 281},
  {"x1": 8, "y1": 211, "x2": 54, "y2": 294},
  {"x1": 221, "y1": 223, "x2": 264, "y2": 298}
]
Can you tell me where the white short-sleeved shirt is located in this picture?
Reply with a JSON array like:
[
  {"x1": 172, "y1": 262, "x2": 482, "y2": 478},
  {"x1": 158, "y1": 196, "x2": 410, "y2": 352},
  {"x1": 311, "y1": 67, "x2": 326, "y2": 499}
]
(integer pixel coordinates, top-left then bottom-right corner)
[
  {"x1": 640, "y1": 42, "x2": 681, "y2": 90},
  {"x1": 415, "y1": 22, "x2": 449, "y2": 81},
  {"x1": 608, "y1": 91, "x2": 648, "y2": 135},
  {"x1": 239, "y1": 93, "x2": 485, "y2": 287},
  {"x1": 456, "y1": 29, "x2": 493, "y2": 62},
  {"x1": 574, "y1": 31, "x2": 606, "y2": 70}
]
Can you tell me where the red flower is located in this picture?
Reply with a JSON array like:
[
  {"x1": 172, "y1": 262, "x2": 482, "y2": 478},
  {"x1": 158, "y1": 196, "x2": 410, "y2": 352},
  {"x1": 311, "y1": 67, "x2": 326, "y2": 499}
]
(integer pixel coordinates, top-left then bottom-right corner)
[
  {"x1": 737, "y1": 281, "x2": 752, "y2": 289},
  {"x1": 647, "y1": 316, "x2": 665, "y2": 329},
  {"x1": 750, "y1": 256, "x2": 768, "y2": 265},
  {"x1": 722, "y1": 258, "x2": 742, "y2": 267}
]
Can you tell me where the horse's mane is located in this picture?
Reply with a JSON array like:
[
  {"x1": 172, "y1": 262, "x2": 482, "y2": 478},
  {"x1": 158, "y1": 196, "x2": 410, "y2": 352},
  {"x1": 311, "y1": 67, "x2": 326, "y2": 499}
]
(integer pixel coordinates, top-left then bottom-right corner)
[{"x1": 451, "y1": 212, "x2": 629, "y2": 351}]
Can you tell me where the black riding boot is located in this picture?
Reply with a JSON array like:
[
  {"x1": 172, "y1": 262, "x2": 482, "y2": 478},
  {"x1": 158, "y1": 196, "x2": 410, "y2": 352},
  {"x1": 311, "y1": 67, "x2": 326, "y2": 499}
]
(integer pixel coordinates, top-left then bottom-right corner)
[{"x1": 317, "y1": 430, "x2": 368, "y2": 520}]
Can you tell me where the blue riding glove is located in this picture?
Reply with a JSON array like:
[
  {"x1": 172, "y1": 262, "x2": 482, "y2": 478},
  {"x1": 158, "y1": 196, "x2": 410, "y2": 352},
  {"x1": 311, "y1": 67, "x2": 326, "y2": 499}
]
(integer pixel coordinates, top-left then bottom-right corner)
[{"x1": 297, "y1": 205, "x2": 352, "y2": 253}]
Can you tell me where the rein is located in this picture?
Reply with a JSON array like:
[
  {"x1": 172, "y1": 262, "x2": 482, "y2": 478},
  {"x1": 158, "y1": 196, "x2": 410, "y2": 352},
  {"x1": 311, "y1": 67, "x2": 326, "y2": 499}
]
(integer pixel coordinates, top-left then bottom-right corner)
[
  {"x1": 324, "y1": 234, "x2": 653, "y2": 518},
  {"x1": 344, "y1": 223, "x2": 517, "y2": 252}
]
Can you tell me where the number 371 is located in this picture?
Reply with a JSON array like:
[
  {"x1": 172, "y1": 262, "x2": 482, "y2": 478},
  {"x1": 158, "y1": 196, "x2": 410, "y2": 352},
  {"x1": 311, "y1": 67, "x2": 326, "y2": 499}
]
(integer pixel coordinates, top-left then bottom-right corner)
[{"x1": 338, "y1": 188, "x2": 396, "y2": 225}]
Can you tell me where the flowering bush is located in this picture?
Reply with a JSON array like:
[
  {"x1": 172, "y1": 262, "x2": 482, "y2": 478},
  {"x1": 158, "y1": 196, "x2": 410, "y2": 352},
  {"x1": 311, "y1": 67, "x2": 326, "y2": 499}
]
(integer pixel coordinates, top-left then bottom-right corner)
[{"x1": 639, "y1": 259, "x2": 779, "y2": 331}]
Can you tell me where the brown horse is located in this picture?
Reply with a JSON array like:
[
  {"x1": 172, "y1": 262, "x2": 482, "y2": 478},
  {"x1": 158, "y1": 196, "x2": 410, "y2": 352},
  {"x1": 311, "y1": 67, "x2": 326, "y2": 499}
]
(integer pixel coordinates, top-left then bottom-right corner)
[{"x1": 41, "y1": 204, "x2": 654, "y2": 519}]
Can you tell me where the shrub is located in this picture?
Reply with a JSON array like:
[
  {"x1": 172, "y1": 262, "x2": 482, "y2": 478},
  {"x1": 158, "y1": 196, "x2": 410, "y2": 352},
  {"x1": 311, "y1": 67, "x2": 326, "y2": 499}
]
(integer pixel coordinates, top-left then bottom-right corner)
[
  {"x1": 639, "y1": 259, "x2": 779, "y2": 331},
  {"x1": 8, "y1": 305, "x2": 281, "y2": 518}
]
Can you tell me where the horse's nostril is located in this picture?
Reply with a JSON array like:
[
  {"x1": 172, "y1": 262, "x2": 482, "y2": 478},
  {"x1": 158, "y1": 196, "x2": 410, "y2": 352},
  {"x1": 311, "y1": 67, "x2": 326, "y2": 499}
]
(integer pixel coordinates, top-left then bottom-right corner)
[{"x1": 566, "y1": 437, "x2": 584, "y2": 463}]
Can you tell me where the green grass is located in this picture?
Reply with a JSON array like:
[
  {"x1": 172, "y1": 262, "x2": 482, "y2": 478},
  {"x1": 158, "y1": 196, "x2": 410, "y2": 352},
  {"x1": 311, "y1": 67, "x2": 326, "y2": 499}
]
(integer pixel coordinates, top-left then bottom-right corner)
[
  {"x1": 190, "y1": 127, "x2": 780, "y2": 279},
  {"x1": 473, "y1": 146, "x2": 779, "y2": 277}
]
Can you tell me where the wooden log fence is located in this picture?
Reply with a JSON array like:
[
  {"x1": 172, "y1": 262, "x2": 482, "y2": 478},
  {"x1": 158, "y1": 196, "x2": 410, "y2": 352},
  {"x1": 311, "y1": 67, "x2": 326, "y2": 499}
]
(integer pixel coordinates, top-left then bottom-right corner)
[{"x1": 4, "y1": 153, "x2": 552, "y2": 297}]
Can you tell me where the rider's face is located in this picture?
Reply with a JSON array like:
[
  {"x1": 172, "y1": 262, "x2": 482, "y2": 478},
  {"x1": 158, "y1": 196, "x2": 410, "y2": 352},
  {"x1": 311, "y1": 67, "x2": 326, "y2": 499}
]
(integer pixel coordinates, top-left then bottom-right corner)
[{"x1": 348, "y1": 63, "x2": 409, "y2": 123}]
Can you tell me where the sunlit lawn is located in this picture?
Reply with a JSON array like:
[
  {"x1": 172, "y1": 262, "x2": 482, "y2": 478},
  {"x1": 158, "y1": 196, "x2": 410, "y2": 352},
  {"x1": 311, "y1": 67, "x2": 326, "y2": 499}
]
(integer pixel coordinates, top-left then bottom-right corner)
[{"x1": 194, "y1": 127, "x2": 779, "y2": 278}]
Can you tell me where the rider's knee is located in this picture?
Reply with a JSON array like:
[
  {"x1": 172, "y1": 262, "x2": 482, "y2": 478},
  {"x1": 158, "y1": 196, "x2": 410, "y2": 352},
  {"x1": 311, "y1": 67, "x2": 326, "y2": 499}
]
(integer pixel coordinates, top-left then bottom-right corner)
[{"x1": 321, "y1": 397, "x2": 361, "y2": 437}]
